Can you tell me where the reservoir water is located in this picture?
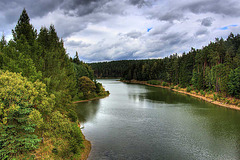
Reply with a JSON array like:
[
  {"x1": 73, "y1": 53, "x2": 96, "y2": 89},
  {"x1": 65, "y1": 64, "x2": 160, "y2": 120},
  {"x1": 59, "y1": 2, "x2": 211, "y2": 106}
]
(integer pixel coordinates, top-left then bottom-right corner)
[{"x1": 76, "y1": 79, "x2": 240, "y2": 160}]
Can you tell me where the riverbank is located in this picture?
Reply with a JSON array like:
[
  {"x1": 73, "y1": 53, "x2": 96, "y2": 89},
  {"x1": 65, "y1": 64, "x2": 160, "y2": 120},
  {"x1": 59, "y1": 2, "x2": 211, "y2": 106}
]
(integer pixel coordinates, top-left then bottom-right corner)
[
  {"x1": 75, "y1": 92, "x2": 110, "y2": 159},
  {"x1": 73, "y1": 93, "x2": 110, "y2": 103},
  {"x1": 80, "y1": 128, "x2": 91, "y2": 160},
  {"x1": 121, "y1": 80, "x2": 240, "y2": 111}
]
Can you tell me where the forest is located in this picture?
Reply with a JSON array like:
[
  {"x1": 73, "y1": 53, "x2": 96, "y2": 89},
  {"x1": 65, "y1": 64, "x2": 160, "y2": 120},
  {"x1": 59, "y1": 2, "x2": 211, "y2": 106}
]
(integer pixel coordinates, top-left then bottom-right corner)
[
  {"x1": 91, "y1": 34, "x2": 240, "y2": 99},
  {"x1": 0, "y1": 9, "x2": 108, "y2": 159},
  {"x1": 89, "y1": 60, "x2": 147, "y2": 78}
]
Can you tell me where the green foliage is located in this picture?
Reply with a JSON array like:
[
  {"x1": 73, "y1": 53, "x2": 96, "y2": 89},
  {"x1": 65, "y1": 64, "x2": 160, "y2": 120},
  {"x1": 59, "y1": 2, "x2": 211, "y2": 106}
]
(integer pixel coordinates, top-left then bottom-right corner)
[
  {"x1": 228, "y1": 67, "x2": 240, "y2": 98},
  {"x1": 12, "y1": 9, "x2": 37, "y2": 46},
  {"x1": 147, "y1": 80, "x2": 161, "y2": 85},
  {"x1": 0, "y1": 9, "x2": 96, "y2": 159},
  {"x1": 213, "y1": 93, "x2": 217, "y2": 101},
  {"x1": 90, "y1": 60, "x2": 139, "y2": 78},
  {"x1": 0, "y1": 70, "x2": 54, "y2": 159},
  {"x1": 186, "y1": 86, "x2": 192, "y2": 92},
  {"x1": 68, "y1": 109, "x2": 78, "y2": 122},
  {"x1": 200, "y1": 90, "x2": 205, "y2": 96},
  {"x1": 69, "y1": 123, "x2": 84, "y2": 154},
  {"x1": 78, "y1": 76, "x2": 96, "y2": 99},
  {"x1": 162, "y1": 81, "x2": 168, "y2": 86}
]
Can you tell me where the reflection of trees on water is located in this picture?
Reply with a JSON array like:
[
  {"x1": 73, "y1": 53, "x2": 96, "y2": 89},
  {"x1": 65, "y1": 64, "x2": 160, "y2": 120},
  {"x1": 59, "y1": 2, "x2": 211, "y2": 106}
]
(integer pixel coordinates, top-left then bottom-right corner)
[
  {"x1": 128, "y1": 85, "x2": 202, "y2": 105},
  {"x1": 75, "y1": 100, "x2": 100, "y2": 123},
  {"x1": 129, "y1": 85, "x2": 240, "y2": 145}
]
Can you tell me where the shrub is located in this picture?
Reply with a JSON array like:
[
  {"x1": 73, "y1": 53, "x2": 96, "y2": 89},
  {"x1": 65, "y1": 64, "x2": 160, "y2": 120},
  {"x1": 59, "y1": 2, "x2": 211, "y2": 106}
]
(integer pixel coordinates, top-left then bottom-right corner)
[
  {"x1": 162, "y1": 81, "x2": 168, "y2": 86},
  {"x1": 186, "y1": 86, "x2": 192, "y2": 92},
  {"x1": 200, "y1": 90, "x2": 205, "y2": 96},
  {"x1": 225, "y1": 100, "x2": 230, "y2": 104},
  {"x1": 0, "y1": 71, "x2": 56, "y2": 159},
  {"x1": 213, "y1": 93, "x2": 217, "y2": 101},
  {"x1": 147, "y1": 80, "x2": 161, "y2": 85},
  {"x1": 68, "y1": 109, "x2": 78, "y2": 122},
  {"x1": 217, "y1": 93, "x2": 222, "y2": 100}
]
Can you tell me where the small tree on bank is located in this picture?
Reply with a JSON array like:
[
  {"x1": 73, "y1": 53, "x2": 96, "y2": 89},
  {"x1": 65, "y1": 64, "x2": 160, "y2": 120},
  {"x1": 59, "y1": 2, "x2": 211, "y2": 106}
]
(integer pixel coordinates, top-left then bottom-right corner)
[{"x1": 78, "y1": 76, "x2": 96, "y2": 99}]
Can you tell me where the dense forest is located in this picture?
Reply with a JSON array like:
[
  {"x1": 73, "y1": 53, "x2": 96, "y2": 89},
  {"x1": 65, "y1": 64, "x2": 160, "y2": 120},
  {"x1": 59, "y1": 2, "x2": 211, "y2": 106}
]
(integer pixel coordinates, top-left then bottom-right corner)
[
  {"x1": 89, "y1": 60, "x2": 140, "y2": 78},
  {"x1": 122, "y1": 34, "x2": 240, "y2": 98},
  {"x1": 0, "y1": 9, "x2": 108, "y2": 159},
  {"x1": 92, "y1": 34, "x2": 240, "y2": 99}
]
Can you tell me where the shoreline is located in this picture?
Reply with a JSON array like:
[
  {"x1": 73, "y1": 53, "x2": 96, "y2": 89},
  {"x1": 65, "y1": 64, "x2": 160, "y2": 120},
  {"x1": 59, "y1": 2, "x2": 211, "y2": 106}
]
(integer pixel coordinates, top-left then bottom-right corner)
[
  {"x1": 80, "y1": 129, "x2": 91, "y2": 160},
  {"x1": 121, "y1": 80, "x2": 240, "y2": 111},
  {"x1": 75, "y1": 93, "x2": 110, "y2": 160},
  {"x1": 73, "y1": 93, "x2": 110, "y2": 104}
]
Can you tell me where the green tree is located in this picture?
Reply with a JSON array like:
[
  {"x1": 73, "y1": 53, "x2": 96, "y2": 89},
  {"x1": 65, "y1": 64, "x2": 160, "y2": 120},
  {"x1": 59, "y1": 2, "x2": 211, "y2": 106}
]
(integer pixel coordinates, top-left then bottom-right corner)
[
  {"x1": 12, "y1": 9, "x2": 37, "y2": 46},
  {"x1": 78, "y1": 76, "x2": 96, "y2": 98},
  {"x1": 228, "y1": 67, "x2": 240, "y2": 97},
  {"x1": 0, "y1": 70, "x2": 55, "y2": 159}
]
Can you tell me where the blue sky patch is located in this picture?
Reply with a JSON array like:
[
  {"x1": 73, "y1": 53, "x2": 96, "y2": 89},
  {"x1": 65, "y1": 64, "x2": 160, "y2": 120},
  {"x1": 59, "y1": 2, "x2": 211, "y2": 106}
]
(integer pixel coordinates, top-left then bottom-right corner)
[
  {"x1": 220, "y1": 24, "x2": 238, "y2": 30},
  {"x1": 147, "y1": 27, "x2": 153, "y2": 32}
]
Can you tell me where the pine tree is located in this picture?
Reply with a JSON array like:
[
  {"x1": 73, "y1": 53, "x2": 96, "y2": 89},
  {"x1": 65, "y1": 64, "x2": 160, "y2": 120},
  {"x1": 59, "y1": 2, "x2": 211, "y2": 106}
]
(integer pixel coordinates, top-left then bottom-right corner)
[{"x1": 12, "y1": 9, "x2": 37, "y2": 46}]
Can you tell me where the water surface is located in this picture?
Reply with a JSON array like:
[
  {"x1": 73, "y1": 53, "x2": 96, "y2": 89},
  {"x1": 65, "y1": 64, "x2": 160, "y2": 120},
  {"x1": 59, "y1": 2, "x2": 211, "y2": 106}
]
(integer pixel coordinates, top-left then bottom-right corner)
[{"x1": 76, "y1": 79, "x2": 240, "y2": 160}]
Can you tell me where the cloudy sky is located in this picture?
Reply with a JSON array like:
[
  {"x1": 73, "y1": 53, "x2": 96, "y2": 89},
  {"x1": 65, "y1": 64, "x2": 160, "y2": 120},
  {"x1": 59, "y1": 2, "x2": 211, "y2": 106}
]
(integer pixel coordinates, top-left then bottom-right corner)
[{"x1": 0, "y1": 0, "x2": 239, "y2": 62}]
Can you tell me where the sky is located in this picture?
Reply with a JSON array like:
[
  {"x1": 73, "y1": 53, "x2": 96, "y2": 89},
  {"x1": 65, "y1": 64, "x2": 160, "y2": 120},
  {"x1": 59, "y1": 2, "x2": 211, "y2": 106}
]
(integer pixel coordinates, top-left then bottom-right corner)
[{"x1": 0, "y1": 0, "x2": 240, "y2": 62}]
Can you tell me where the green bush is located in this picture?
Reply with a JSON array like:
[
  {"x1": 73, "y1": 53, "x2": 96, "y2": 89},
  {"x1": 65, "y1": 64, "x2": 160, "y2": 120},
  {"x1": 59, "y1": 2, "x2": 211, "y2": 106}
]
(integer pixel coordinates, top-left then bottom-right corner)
[
  {"x1": 162, "y1": 81, "x2": 168, "y2": 86},
  {"x1": 69, "y1": 124, "x2": 84, "y2": 155},
  {"x1": 68, "y1": 109, "x2": 78, "y2": 122},
  {"x1": 186, "y1": 86, "x2": 192, "y2": 92},
  {"x1": 200, "y1": 90, "x2": 205, "y2": 96},
  {"x1": 217, "y1": 93, "x2": 222, "y2": 100},
  {"x1": 170, "y1": 85, "x2": 174, "y2": 89},
  {"x1": 147, "y1": 80, "x2": 161, "y2": 85},
  {"x1": 213, "y1": 93, "x2": 217, "y2": 101}
]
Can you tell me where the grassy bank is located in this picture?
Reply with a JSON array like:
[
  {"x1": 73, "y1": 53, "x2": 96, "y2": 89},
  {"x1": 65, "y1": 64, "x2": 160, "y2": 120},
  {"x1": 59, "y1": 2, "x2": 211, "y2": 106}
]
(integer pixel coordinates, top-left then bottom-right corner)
[{"x1": 121, "y1": 80, "x2": 240, "y2": 111}]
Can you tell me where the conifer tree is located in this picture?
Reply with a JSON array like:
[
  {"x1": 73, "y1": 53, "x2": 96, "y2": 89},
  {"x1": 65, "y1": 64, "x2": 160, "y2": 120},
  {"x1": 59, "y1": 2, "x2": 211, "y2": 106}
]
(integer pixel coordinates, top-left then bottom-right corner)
[{"x1": 12, "y1": 9, "x2": 37, "y2": 46}]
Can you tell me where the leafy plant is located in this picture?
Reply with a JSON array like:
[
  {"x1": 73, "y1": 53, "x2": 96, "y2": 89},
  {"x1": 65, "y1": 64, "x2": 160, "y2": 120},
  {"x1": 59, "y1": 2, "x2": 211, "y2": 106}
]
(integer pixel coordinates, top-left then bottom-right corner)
[
  {"x1": 147, "y1": 80, "x2": 161, "y2": 85},
  {"x1": 200, "y1": 90, "x2": 205, "y2": 96},
  {"x1": 186, "y1": 86, "x2": 192, "y2": 92}
]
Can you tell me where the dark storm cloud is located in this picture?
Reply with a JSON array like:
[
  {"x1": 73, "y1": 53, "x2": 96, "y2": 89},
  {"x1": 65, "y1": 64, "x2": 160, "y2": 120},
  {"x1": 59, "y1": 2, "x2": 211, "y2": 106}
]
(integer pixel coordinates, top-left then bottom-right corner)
[
  {"x1": 0, "y1": 0, "x2": 63, "y2": 24},
  {"x1": 128, "y1": 0, "x2": 151, "y2": 7},
  {"x1": 60, "y1": 0, "x2": 111, "y2": 16},
  {"x1": 201, "y1": 17, "x2": 214, "y2": 27},
  {"x1": 182, "y1": 0, "x2": 240, "y2": 16}
]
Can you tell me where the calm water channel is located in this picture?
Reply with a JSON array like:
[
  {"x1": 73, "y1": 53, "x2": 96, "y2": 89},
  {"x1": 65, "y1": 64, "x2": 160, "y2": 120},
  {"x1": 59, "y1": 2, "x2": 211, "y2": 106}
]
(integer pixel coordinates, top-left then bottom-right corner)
[{"x1": 76, "y1": 79, "x2": 240, "y2": 160}]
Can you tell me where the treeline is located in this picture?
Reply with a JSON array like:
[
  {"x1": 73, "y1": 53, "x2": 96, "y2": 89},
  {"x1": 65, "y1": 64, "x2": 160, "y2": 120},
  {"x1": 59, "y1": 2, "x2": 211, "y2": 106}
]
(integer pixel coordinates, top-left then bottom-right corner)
[
  {"x1": 89, "y1": 60, "x2": 152, "y2": 78},
  {"x1": 122, "y1": 34, "x2": 240, "y2": 98},
  {"x1": 0, "y1": 9, "x2": 107, "y2": 159}
]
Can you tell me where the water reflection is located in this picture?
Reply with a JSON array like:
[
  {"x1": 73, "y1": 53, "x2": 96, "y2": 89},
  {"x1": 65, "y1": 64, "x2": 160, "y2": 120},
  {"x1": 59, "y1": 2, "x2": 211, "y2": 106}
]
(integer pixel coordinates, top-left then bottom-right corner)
[{"x1": 75, "y1": 100, "x2": 100, "y2": 123}]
